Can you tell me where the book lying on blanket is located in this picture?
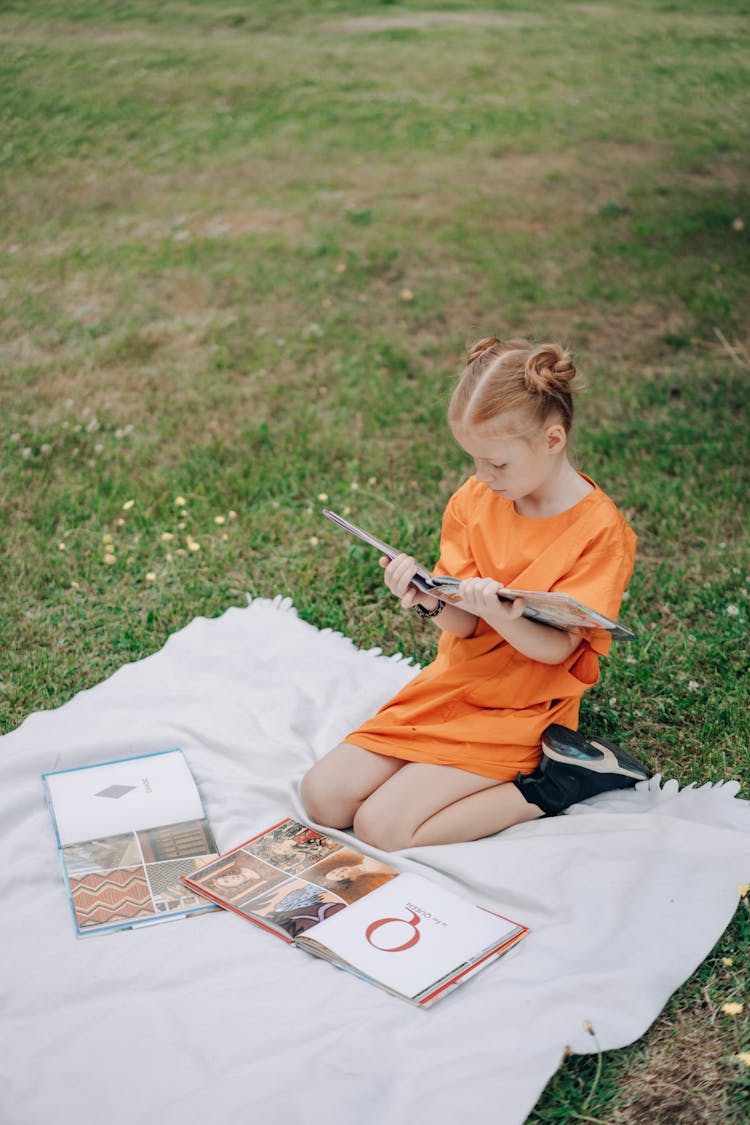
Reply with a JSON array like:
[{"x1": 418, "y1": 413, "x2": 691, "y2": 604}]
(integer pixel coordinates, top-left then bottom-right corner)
[
  {"x1": 42, "y1": 749, "x2": 219, "y2": 937},
  {"x1": 323, "y1": 507, "x2": 635, "y2": 641},
  {"x1": 181, "y1": 818, "x2": 528, "y2": 1007}
]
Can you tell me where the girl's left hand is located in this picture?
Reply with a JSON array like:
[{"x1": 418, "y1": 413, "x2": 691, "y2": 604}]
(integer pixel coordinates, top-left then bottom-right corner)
[{"x1": 458, "y1": 577, "x2": 525, "y2": 622}]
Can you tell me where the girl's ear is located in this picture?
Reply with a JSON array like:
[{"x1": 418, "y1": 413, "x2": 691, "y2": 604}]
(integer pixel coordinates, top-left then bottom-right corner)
[{"x1": 544, "y1": 422, "x2": 567, "y2": 454}]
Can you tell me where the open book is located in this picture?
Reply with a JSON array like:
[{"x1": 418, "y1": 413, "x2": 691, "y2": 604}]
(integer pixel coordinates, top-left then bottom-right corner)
[
  {"x1": 43, "y1": 750, "x2": 218, "y2": 936},
  {"x1": 323, "y1": 508, "x2": 634, "y2": 642},
  {"x1": 182, "y1": 818, "x2": 527, "y2": 1007}
]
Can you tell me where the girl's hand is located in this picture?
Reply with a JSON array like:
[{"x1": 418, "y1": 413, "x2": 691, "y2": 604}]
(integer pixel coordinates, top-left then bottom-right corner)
[
  {"x1": 458, "y1": 577, "x2": 526, "y2": 623},
  {"x1": 379, "y1": 555, "x2": 441, "y2": 612}
]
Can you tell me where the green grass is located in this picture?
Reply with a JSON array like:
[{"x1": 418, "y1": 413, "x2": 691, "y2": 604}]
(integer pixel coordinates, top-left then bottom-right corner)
[{"x1": 1, "y1": 1, "x2": 748, "y2": 1118}]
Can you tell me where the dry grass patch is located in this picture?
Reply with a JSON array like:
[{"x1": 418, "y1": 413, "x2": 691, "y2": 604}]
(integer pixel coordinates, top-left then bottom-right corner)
[
  {"x1": 615, "y1": 1007, "x2": 739, "y2": 1124},
  {"x1": 330, "y1": 11, "x2": 539, "y2": 35}
]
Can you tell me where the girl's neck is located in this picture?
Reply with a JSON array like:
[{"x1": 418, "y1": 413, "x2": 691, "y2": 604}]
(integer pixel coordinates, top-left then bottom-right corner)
[{"x1": 514, "y1": 458, "x2": 593, "y2": 519}]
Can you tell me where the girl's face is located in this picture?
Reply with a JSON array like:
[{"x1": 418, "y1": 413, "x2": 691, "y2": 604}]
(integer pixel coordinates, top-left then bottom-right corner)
[{"x1": 453, "y1": 421, "x2": 566, "y2": 505}]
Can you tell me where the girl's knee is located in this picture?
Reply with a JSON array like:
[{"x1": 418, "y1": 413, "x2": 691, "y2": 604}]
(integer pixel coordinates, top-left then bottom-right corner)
[
  {"x1": 300, "y1": 761, "x2": 353, "y2": 830},
  {"x1": 352, "y1": 802, "x2": 409, "y2": 852}
]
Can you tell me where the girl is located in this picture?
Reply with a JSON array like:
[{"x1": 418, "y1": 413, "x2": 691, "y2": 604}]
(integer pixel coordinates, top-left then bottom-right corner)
[{"x1": 301, "y1": 336, "x2": 650, "y2": 850}]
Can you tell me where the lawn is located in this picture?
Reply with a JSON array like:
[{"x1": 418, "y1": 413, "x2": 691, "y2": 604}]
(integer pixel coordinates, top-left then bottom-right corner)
[{"x1": 1, "y1": 0, "x2": 748, "y2": 1119}]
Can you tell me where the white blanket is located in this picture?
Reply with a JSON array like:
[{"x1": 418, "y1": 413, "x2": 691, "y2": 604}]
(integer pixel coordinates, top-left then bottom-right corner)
[{"x1": 2, "y1": 597, "x2": 748, "y2": 1125}]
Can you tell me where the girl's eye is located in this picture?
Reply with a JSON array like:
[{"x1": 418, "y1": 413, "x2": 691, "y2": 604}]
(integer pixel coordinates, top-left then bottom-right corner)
[{"x1": 491, "y1": 464, "x2": 507, "y2": 471}]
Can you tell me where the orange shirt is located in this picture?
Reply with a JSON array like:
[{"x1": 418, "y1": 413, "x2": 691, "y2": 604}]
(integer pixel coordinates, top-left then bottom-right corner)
[{"x1": 347, "y1": 475, "x2": 637, "y2": 781}]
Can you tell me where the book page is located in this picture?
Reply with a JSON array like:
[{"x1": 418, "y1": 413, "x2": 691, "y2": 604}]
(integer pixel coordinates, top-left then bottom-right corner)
[
  {"x1": 184, "y1": 821, "x2": 399, "y2": 939},
  {"x1": 43, "y1": 751, "x2": 217, "y2": 935},
  {"x1": 44, "y1": 750, "x2": 206, "y2": 846},
  {"x1": 298, "y1": 872, "x2": 522, "y2": 1000}
]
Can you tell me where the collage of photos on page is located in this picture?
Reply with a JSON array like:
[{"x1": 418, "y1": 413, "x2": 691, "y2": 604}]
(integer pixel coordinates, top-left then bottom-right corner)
[{"x1": 185, "y1": 819, "x2": 398, "y2": 939}]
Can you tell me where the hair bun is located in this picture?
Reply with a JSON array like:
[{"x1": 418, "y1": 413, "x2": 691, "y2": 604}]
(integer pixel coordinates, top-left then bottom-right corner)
[
  {"x1": 524, "y1": 344, "x2": 576, "y2": 394},
  {"x1": 466, "y1": 336, "x2": 502, "y2": 365}
]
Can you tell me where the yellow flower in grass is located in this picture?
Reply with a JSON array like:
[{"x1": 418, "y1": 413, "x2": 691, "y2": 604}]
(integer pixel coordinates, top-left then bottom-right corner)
[
  {"x1": 122, "y1": 499, "x2": 135, "y2": 510},
  {"x1": 721, "y1": 1002, "x2": 744, "y2": 1017},
  {"x1": 161, "y1": 532, "x2": 174, "y2": 541},
  {"x1": 186, "y1": 538, "x2": 200, "y2": 552},
  {"x1": 145, "y1": 572, "x2": 156, "y2": 582},
  {"x1": 214, "y1": 515, "x2": 226, "y2": 525},
  {"x1": 735, "y1": 1052, "x2": 750, "y2": 1067},
  {"x1": 104, "y1": 553, "x2": 116, "y2": 565},
  {"x1": 174, "y1": 495, "x2": 186, "y2": 507}
]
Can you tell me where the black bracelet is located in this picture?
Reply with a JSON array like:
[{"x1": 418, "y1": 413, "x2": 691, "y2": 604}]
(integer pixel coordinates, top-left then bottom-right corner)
[{"x1": 413, "y1": 600, "x2": 445, "y2": 619}]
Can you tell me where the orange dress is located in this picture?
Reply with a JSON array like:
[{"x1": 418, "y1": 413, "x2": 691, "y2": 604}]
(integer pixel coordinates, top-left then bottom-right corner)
[{"x1": 346, "y1": 475, "x2": 637, "y2": 781}]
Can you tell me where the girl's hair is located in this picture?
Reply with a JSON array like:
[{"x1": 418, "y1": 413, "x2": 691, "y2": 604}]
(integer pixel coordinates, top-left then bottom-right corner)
[{"x1": 448, "y1": 336, "x2": 578, "y2": 435}]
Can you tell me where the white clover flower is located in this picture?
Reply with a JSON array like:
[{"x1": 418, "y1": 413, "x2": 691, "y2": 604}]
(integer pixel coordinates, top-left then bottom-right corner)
[
  {"x1": 726, "y1": 604, "x2": 740, "y2": 617},
  {"x1": 721, "y1": 1001, "x2": 743, "y2": 1017},
  {"x1": 687, "y1": 681, "x2": 700, "y2": 692}
]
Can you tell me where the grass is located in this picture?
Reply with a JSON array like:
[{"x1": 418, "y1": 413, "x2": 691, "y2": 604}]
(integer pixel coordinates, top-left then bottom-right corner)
[{"x1": 1, "y1": 0, "x2": 748, "y2": 1118}]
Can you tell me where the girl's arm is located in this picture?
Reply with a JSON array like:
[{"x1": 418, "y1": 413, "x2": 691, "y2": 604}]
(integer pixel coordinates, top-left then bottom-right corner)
[
  {"x1": 379, "y1": 555, "x2": 477, "y2": 638},
  {"x1": 458, "y1": 578, "x2": 580, "y2": 664}
]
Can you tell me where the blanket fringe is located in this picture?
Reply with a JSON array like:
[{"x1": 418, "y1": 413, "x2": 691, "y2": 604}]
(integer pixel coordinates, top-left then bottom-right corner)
[{"x1": 243, "y1": 594, "x2": 421, "y2": 669}]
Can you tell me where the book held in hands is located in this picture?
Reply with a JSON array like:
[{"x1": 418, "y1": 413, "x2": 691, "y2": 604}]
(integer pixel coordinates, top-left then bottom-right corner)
[
  {"x1": 323, "y1": 507, "x2": 634, "y2": 641},
  {"x1": 182, "y1": 818, "x2": 528, "y2": 1006},
  {"x1": 43, "y1": 749, "x2": 218, "y2": 937}
]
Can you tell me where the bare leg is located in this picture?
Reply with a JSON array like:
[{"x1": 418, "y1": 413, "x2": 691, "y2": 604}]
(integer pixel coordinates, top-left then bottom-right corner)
[
  {"x1": 300, "y1": 742, "x2": 407, "y2": 829},
  {"x1": 353, "y1": 762, "x2": 544, "y2": 850}
]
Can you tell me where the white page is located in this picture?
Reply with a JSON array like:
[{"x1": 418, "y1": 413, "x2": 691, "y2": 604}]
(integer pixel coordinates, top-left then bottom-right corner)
[
  {"x1": 44, "y1": 750, "x2": 205, "y2": 846},
  {"x1": 301, "y1": 872, "x2": 520, "y2": 999}
]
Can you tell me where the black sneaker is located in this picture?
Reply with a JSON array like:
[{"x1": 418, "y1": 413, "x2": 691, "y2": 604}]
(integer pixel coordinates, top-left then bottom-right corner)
[{"x1": 514, "y1": 724, "x2": 652, "y2": 816}]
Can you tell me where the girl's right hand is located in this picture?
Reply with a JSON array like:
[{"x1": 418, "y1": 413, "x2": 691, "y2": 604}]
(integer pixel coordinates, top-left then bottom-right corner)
[{"x1": 379, "y1": 555, "x2": 441, "y2": 612}]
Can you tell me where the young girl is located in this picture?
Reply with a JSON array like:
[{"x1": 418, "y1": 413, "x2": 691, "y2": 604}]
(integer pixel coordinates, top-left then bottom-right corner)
[{"x1": 301, "y1": 336, "x2": 650, "y2": 850}]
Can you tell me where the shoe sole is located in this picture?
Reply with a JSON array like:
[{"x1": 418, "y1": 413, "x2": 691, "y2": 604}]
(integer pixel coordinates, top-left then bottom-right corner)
[{"x1": 541, "y1": 730, "x2": 651, "y2": 782}]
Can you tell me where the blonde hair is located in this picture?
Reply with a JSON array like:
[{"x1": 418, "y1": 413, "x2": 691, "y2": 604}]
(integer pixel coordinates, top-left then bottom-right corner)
[{"x1": 448, "y1": 336, "x2": 579, "y2": 435}]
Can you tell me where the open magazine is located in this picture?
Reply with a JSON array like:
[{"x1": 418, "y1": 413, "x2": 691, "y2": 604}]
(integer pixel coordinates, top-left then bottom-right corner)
[
  {"x1": 323, "y1": 508, "x2": 635, "y2": 642},
  {"x1": 182, "y1": 818, "x2": 527, "y2": 1007},
  {"x1": 43, "y1": 750, "x2": 218, "y2": 936}
]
